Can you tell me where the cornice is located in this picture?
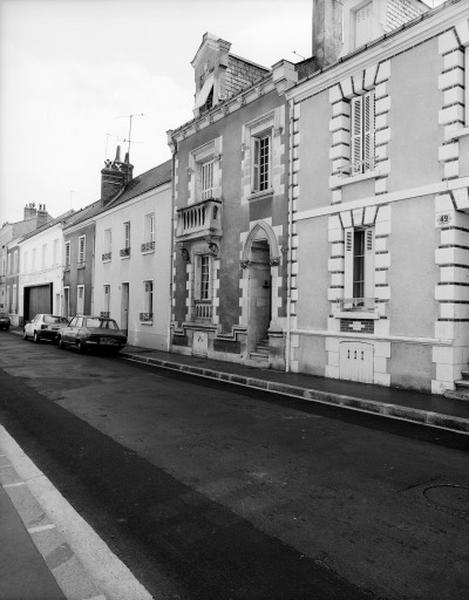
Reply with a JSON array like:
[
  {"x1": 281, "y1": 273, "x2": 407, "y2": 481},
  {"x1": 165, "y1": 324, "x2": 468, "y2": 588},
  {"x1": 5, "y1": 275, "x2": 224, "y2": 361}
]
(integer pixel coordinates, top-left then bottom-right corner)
[{"x1": 287, "y1": 2, "x2": 469, "y2": 104}]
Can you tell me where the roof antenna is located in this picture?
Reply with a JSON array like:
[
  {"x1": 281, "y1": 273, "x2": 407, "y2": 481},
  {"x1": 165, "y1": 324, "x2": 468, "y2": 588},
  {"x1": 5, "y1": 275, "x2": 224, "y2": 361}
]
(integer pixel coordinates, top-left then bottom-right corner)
[
  {"x1": 116, "y1": 113, "x2": 144, "y2": 159},
  {"x1": 292, "y1": 50, "x2": 306, "y2": 60}
]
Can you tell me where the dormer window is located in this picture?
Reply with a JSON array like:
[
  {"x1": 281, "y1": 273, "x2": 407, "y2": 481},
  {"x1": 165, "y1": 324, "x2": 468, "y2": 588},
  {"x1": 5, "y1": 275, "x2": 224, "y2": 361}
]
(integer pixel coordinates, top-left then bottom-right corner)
[{"x1": 353, "y1": 2, "x2": 373, "y2": 49}]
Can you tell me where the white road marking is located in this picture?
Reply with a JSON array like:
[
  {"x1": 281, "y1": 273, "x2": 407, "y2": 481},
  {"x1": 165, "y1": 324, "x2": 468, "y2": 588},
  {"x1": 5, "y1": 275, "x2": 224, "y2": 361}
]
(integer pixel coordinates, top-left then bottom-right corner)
[
  {"x1": 3, "y1": 481, "x2": 26, "y2": 488},
  {"x1": 28, "y1": 523, "x2": 56, "y2": 534}
]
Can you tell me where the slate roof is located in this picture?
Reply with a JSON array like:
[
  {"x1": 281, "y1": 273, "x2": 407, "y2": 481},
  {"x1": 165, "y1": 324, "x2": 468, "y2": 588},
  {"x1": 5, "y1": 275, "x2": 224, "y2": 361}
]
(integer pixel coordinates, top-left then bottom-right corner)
[
  {"x1": 105, "y1": 159, "x2": 172, "y2": 210},
  {"x1": 19, "y1": 209, "x2": 75, "y2": 242}
]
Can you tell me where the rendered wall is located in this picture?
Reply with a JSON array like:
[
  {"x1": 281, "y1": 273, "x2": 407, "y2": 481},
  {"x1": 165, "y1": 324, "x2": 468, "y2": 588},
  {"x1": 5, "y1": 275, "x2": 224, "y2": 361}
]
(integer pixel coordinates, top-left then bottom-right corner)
[{"x1": 390, "y1": 341, "x2": 433, "y2": 391}]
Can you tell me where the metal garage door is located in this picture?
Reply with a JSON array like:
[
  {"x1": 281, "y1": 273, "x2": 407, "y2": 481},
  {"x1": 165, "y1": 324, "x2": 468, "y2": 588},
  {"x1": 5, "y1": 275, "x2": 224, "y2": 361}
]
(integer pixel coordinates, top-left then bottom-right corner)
[{"x1": 25, "y1": 284, "x2": 52, "y2": 321}]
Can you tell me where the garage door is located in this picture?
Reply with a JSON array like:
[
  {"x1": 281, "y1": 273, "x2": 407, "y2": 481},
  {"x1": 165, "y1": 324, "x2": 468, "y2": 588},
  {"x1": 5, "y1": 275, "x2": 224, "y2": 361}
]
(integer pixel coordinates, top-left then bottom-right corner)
[{"x1": 25, "y1": 284, "x2": 52, "y2": 321}]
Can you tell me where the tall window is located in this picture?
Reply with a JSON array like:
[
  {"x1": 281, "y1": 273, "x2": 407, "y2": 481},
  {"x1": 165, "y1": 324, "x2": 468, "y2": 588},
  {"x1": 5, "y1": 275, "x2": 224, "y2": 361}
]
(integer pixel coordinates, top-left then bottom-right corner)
[
  {"x1": 193, "y1": 254, "x2": 212, "y2": 320},
  {"x1": 124, "y1": 222, "x2": 130, "y2": 249},
  {"x1": 13, "y1": 250, "x2": 19, "y2": 274},
  {"x1": 252, "y1": 133, "x2": 271, "y2": 192},
  {"x1": 344, "y1": 227, "x2": 375, "y2": 309},
  {"x1": 351, "y1": 91, "x2": 375, "y2": 175},
  {"x1": 141, "y1": 280, "x2": 153, "y2": 322},
  {"x1": 103, "y1": 284, "x2": 111, "y2": 317},
  {"x1": 53, "y1": 239, "x2": 59, "y2": 265},
  {"x1": 65, "y1": 242, "x2": 71, "y2": 267},
  {"x1": 41, "y1": 244, "x2": 47, "y2": 268},
  {"x1": 143, "y1": 213, "x2": 155, "y2": 250},
  {"x1": 23, "y1": 251, "x2": 28, "y2": 273},
  {"x1": 77, "y1": 284, "x2": 85, "y2": 314},
  {"x1": 354, "y1": 2, "x2": 373, "y2": 49},
  {"x1": 63, "y1": 287, "x2": 70, "y2": 317},
  {"x1": 201, "y1": 160, "x2": 214, "y2": 200},
  {"x1": 78, "y1": 235, "x2": 86, "y2": 265}
]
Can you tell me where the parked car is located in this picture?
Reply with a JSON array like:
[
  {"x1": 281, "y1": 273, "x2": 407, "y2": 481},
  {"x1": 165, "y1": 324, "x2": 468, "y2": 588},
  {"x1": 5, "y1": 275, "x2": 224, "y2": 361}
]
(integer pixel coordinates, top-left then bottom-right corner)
[
  {"x1": 0, "y1": 312, "x2": 10, "y2": 331},
  {"x1": 57, "y1": 316, "x2": 127, "y2": 353},
  {"x1": 23, "y1": 314, "x2": 70, "y2": 343}
]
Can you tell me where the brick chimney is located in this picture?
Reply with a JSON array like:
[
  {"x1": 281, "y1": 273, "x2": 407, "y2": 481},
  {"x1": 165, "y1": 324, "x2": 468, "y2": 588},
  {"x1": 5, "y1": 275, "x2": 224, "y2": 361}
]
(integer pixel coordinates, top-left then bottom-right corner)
[
  {"x1": 24, "y1": 202, "x2": 37, "y2": 221},
  {"x1": 100, "y1": 146, "x2": 134, "y2": 205},
  {"x1": 312, "y1": 0, "x2": 343, "y2": 70},
  {"x1": 36, "y1": 204, "x2": 50, "y2": 226}
]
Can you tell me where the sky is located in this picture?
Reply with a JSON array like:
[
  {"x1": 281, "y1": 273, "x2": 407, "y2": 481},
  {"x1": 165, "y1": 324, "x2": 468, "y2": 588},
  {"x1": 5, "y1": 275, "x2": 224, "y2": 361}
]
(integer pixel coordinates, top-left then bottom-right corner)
[{"x1": 0, "y1": 0, "x2": 443, "y2": 225}]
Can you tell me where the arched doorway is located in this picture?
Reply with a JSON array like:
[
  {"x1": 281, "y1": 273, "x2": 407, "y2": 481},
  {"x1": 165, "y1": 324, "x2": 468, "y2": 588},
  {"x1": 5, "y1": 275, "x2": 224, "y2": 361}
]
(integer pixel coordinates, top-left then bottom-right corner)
[{"x1": 241, "y1": 222, "x2": 280, "y2": 354}]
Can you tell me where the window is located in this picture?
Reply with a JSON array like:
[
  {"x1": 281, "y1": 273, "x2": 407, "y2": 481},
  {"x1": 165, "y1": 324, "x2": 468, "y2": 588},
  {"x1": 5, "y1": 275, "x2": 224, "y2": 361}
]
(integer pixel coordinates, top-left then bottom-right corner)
[
  {"x1": 23, "y1": 251, "x2": 28, "y2": 273},
  {"x1": 465, "y1": 47, "x2": 469, "y2": 127},
  {"x1": 53, "y1": 239, "x2": 59, "y2": 265},
  {"x1": 252, "y1": 133, "x2": 271, "y2": 192},
  {"x1": 124, "y1": 222, "x2": 130, "y2": 249},
  {"x1": 41, "y1": 244, "x2": 46, "y2": 268},
  {"x1": 103, "y1": 228, "x2": 112, "y2": 261},
  {"x1": 142, "y1": 214, "x2": 155, "y2": 252},
  {"x1": 13, "y1": 250, "x2": 18, "y2": 274},
  {"x1": 140, "y1": 280, "x2": 153, "y2": 322},
  {"x1": 65, "y1": 242, "x2": 71, "y2": 267},
  {"x1": 77, "y1": 284, "x2": 85, "y2": 314},
  {"x1": 78, "y1": 235, "x2": 86, "y2": 265},
  {"x1": 201, "y1": 160, "x2": 214, "y2": 200},
  {"x1": 344, "y1": 227, "x2": 375, "y2": 309},
  {"x1": 12, "y1": 284, "x2": 17, "y2": 313},
  {"x1": 353, "y1": 2, "x2": 373, "y2": 49},
  {"x1": 351, "y1": 91, "x2": 375, "y2": 175},
  {"x1": 193, "y1": 254, "x2": 212, "y2": 320},
  {"x1": 102, "y1": 284, "x2": 111, "y2": 318},
  {"x1": 121, "y1": 222, "x2": 130, "y2": 257}
]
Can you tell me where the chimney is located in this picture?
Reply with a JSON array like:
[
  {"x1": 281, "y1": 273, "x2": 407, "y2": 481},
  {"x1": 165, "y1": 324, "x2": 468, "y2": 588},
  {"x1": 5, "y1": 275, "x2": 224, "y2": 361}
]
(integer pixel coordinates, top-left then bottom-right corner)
[
  {"x1": 312, "y1": 0, "x2": 343, "y2": 70},
  {"x1": 100, "y1": 145, "x2": 134, "y2": 205},
  {"x1": 24, "y1": 202, "x2": 37, "y2": 221},
  {"x1": 36, "y1": 204, "x2": 50, "y2": 226}
]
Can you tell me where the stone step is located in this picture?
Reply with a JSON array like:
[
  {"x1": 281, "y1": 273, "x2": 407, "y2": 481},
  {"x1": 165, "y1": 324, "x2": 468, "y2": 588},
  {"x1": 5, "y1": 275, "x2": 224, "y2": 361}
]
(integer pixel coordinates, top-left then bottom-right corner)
[
  {"x1": 453, "y1": 379, "x2": 469, "y2": 389},
  {"x1": 444, "y1": 388, "x2": 469, "y2": 402},
  {"x1": 250, "y1": 351, "x2": 269, "y2": 360},
  {"x1": 460, "y1": 370, "x2": 469, "y2": 379}
]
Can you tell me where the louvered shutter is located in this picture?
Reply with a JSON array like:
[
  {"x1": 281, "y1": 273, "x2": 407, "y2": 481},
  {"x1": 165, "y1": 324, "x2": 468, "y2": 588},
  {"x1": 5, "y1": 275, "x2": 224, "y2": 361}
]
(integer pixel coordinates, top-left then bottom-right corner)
[
  {"x1": 351, "y1": 96, "x2": 362, "y2": 174},
  {"x1": 343, "y1": 228, "x2": 354, "y2": 308},
  {"x1": 253, "y1": 137, "x2": 260, "y2": 191},
  {"x1": 363, "y1": 91, "x2": 375, "y2": 172},
  {"x1": 364, "y1": 228, "x2": 375, "y2": 304}
]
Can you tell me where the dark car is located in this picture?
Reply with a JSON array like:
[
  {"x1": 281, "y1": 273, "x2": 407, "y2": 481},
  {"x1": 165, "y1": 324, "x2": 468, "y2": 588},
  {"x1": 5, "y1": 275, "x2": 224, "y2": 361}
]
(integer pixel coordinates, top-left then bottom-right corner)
[
  {"x1": 0, "y1": 312, "x2": 10, "y2": 331},
  {"x1": 23, "y1": 314, "x2": 69, "y2": 343},
  {"x1": 57, "y1": 316, "x2": 127, "y2": 353}
]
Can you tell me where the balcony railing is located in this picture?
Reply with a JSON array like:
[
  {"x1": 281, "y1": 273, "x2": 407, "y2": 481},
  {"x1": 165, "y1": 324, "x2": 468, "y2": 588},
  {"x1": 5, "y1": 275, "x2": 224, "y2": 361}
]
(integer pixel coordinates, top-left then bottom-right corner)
[
  {"x1": 139, "y1": 312, "x2": 153, "y2": 322},
  {"x1": 337, "y1": 297, "x2": 376, "y2": 312},
  {"x1": 141, "y1": 241, "x2": 155, "y2": 253},
  {"x1": 100, "y1": 311, "x2": 110, "y2": 318},
  {"x1": 120, "y1": 247, "x2": 131, "y2": 258},
  {"x1": 176, "y1": 198, "x2": 222, "y2": 241},
  {"x1": 193, "y1": 300, "x2": 212, "y2": 320},
  {"x1": 102, "y1": 252, "x2": 112, "y2": 262}
]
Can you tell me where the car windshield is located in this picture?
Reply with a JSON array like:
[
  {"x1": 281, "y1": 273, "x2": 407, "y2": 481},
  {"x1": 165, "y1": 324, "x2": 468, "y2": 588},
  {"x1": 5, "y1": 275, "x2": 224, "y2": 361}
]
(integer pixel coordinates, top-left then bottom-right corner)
[
  {"x1": 44, "y1": 316, "x2": 68, "y2": 324},
  {"x1": 85, "y1": 318, "x2": 119, "y2": 330}
]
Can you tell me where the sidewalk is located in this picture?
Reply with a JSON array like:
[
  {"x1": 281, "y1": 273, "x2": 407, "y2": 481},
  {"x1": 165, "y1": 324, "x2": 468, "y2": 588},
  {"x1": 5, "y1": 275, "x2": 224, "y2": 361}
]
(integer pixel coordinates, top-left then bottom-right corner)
[{"x1": 120, "y1": 345, "x2": 469, "y2": 436}]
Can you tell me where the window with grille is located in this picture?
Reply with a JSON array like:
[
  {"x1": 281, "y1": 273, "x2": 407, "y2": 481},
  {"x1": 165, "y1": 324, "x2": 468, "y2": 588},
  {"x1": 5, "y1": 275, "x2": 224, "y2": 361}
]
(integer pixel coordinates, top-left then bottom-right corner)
[
  {"x1": 65, "y1": 243, "x2": 70, "y2": 267},
  {"x1": 351, "y1": 91, "x2": 375, "y2": 175},
  {"x1": 199, "y1": 255, "x2": 210, "y2": 300},
  {"x1": 344, "y1": 227, "x2": 374, "y2": 309},
  {"x1": 253, "y1": 133, "x2": 271, "y2": 192},
  {"x1": 123, "y1": 222, "x2": 130, "y2": 249},
  {"x1": 78, "y1": 236, "x2": 86, "y2": 264},
  {"x1": 104, "y1": 285, "x2": 110, "y2": 313},
  {"x1": 201, "y1": 160, "x2": 214, "y2": 200}
]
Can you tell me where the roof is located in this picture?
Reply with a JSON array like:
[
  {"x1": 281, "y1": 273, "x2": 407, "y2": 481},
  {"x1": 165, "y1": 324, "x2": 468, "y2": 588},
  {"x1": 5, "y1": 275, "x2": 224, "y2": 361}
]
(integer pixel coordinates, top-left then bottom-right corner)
[
  {"x1": 63, "y1": 199, "x2": 103, "y2": 230},
  {"x1": 19, "y1": 209, "x2": 75, "y2": 242},
  {"x1": 105, "y1": 159, "x2": 172, "y2": 210}
]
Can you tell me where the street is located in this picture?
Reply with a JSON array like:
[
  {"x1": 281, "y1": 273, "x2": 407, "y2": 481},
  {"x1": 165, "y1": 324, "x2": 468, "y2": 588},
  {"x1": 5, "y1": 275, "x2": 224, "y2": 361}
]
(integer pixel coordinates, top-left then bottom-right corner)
[{"x1": 0, "y1": 332, "x2": 468, "y2": 600}]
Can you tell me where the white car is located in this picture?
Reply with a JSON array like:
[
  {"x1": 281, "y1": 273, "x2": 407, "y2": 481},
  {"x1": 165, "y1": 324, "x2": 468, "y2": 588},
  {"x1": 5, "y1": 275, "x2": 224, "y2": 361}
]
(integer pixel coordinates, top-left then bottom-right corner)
[{"x1": 24, "y1": 314, "x2": 70, "y2": 343}]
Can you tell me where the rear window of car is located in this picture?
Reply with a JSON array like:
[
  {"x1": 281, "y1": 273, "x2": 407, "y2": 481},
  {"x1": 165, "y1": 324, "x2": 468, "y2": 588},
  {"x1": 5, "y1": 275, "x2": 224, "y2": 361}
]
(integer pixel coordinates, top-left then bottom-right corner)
[
  {"x1": 84, "y1": 318, "x2": 119, "y2": 329},
  {"x1": 44, "y1": 316, "x2": 68, "y2": 324}
]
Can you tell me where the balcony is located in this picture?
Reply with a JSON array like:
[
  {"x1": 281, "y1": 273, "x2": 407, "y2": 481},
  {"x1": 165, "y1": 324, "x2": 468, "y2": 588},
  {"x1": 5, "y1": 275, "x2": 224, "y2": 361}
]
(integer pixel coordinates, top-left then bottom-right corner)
[
  {"x1": 176, "y1": 198, "x2": 222, "y2": 241},
  {"x1": 141, "y1": 241, "x2": 155, "y2": 253},
  {"x1": 120, "y1": 247, "x2": 130, "y2": 258},
  {"x1": 193, "y1": 300, "x2": 212, "y2": 320},
  {"x1": 139, "y1": 312, "x2": 153, "y2": 324},
  {"x1": 102, "y1": 252, "x2": 112, "y2": 262},
  {"x1": 337, "y1": 298, "x2": 376, "y2": 311}
]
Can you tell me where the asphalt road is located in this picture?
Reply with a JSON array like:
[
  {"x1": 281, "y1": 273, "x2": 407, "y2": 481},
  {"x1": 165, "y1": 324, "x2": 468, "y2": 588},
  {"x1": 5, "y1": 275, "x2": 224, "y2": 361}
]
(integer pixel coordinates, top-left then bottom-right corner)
[{"x1": 0, "y1": 332, "x2": 468, "y2": 600}]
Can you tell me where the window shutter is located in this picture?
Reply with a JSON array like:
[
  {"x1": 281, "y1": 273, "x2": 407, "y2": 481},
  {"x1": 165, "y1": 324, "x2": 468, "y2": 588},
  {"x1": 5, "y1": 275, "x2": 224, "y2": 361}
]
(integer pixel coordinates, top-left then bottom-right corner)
[
  {"x1": 194, "y1": 255, "x2": 201, "y2": 300},
  {"x1": 253, "y1": 137, "x2": 260, "y2": 191},
  {"x1": 351, "y1": 96, "x2": 362, "y2": 174},
  {"x1": 343, "y1": 228, "x2": 354, "y2": 308},
  {"x1": 363, "y1": 91, "x2": 375, "y2": 172},
  {"x1": 364, "y1": 228, "x2": 375, "y2": 301}
]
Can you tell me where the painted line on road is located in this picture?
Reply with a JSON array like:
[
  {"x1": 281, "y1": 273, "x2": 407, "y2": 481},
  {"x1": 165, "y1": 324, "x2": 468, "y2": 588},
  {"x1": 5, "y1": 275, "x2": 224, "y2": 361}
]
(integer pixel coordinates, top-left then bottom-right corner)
[
  {"x1": 121, "y1": 353, "x2": 469, "y2": 437},
  {"x1": 0, "y1": 425, "x2": 154, "y2": 600},
  {"x1": 3, "y1": 481, "x2": 26, "y2": 488}
]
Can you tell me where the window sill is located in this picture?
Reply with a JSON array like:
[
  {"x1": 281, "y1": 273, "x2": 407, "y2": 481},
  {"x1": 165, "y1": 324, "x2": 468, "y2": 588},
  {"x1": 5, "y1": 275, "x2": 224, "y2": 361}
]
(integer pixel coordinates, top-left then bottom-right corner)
[
  {"x1": 249, "y1": 188, "x2": 274, "y2": 201},
  {"x1": 330, "y1": 169, "x2": 380, "y2": 189},
  {"x1": 139, "y1": 321, "x2": 153, "y2": 326},
  {"x1": 141, "y1": 249, "x2": 155, "y2": 256},
  {"x1": 77, "y1": 263, "x2": 85, "y2": 270},
  {"x1": 334, "y1": 311, "x2": 379, "y2": 320}
]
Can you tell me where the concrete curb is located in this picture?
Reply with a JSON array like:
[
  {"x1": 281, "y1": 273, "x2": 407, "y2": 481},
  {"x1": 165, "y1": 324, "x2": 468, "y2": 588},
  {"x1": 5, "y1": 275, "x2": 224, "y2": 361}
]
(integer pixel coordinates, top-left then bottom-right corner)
[{"x1": 121, "y1": 352, "x2": 469, "y2": 436}]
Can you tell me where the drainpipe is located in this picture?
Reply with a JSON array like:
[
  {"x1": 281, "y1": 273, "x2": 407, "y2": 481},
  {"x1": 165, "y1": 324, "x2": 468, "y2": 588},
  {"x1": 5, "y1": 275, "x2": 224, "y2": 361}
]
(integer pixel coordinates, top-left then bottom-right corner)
[
  {"x1": 167, "y1": 135, "x2": 177, "y2": 352},
  {"x1": 285, "y1": 98, "x2": 295, "y2": 373}
]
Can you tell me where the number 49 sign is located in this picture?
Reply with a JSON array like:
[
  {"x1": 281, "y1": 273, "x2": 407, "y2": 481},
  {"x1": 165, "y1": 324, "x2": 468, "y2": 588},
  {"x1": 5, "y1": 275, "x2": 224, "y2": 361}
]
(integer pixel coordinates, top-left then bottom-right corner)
[{"x1": 436, "y1": 212, "x2": 453, "y2": 228}]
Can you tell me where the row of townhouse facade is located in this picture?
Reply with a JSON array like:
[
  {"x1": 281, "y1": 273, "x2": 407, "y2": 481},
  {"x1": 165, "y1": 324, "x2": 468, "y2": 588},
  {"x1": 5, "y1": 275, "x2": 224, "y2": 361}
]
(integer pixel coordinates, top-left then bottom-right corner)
[{"x1": 4, "y1": 0, "x2": 469, "y2": 397}]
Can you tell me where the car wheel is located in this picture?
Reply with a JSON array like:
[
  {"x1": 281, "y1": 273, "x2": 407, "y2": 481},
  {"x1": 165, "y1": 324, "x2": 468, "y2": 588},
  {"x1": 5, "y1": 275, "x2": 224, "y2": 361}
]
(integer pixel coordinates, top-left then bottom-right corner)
[
  {"x1": 77, "y1": 340, "x2": 84, "y2": 353},
  {"x1": 23, "y1": 329, "x2": 28, "y2": 340},
  {"x1": 33, "y1": 331, "x2": 40, "y2": 343},
  {"x1": 58, "y1": 336, "x2": 65, "y2": 349}
]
